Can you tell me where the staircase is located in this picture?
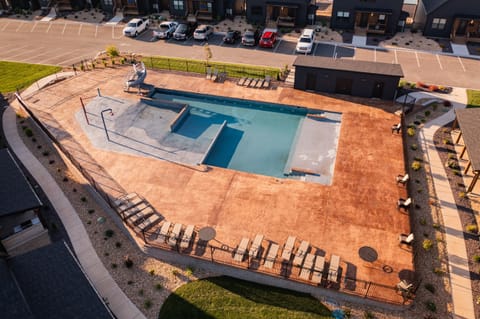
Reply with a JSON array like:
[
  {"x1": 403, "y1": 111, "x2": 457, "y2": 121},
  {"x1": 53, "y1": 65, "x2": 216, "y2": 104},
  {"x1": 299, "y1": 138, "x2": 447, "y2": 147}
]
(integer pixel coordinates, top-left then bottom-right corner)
[{"x1": 284, "y1": 67, "x2": 295, "y2": 87}]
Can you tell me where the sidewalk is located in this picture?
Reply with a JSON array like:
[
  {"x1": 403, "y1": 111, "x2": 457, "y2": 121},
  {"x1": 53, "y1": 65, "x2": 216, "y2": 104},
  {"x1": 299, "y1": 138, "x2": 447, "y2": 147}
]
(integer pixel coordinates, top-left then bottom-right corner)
[
  {"x1": 2, "y1": 73, "x2": 145, "y2": 319},
  {"x1": 407, "y1": 89, "x2": 475, "y2": 319}
]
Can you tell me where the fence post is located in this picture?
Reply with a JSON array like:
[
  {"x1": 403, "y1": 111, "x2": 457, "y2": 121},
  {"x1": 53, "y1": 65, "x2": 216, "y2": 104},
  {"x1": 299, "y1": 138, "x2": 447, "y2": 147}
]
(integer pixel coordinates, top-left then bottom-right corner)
[
  {"x1": 150, "y1": 56, "x2": 153, "y2": 69},
  {"x1": 72, "y1": 64, "x2": 77, "y2": 75},
  {"x1": 186, "y1": 60, "x2": 189, "y2": 72}
]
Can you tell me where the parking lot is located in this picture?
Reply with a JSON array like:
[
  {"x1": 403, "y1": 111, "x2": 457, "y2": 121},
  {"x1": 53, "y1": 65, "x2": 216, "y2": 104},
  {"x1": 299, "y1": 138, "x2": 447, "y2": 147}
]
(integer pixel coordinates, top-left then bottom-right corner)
[{"x1": 1, "y1": 18, "x2": 479, "y2": 88}]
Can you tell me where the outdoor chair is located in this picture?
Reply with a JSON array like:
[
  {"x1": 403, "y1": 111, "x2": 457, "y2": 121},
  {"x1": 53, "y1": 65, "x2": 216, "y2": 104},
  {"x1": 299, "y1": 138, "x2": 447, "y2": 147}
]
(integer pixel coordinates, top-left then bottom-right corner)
[
  {"x1": 327, "y1": 254, "x2": 340, "y2": 282},
  {"x1": 114, "y1": 193, "x2": 137, "y2": 206},
  {"x1": 255, "y1": 78, "x2": 264, "y2": 88},
  {"x1": 237, "y1": 77, "x2": 247, "y2": 86},
  {"x1": 262, "y1": 75, "x2": 271, "y2": 89},
  {"x1": 205, "y1": 67, "x2": 212, "y2": 80},
  {"x1": 281, "y1": 236, "x2": 296, "y2": 261},
  {"x1": 311, "y1": 256, "x2": 325, "y2": 284},
  {"x1": 233, "y1": 237, "x2": 250, "y2": 262},
  {"x1": 397, "y1": 197, "x2": 412, "y2": 211},
  {"x1": 391, "y1": 123, "x2": 401, "y2": 134},
  {"x1": 293, "y1": 240, "x2": 310, "y2": 266},
  {"x1": 127, "y1": 206, "x2": 154, "y2": 226},
  {"x1": 155, "y1": 221, "x2": 172, "y2": 244},
  {"x1": 180, "y1": 225, "x2": 195, "y2": 249},
  {"x1": 168, "y1": 223, "x2": 183, "y2": 247},
  {"x1": 136, "y1": 213, "x2": 161, "y2": 232},
  {"x1": 299, "y1": 253, "x2": 315, "y2": 280},
  {"x1": 396, "y1": 280, "x2": 413, "y2": 292},
  {"x1": 264, "y1": 243, "x2": 279, "y2": 269},
  {"x1": 249, "y1": 234, "x2": 264, "y2": 259},
  {"x1": 396, "y1": 173, "x2": 409, "y2": 186},
  {"x1": 211, "y1": 69, "x2": 219, "y2": 82},
  {"x1": 399, "y1": 233, "x2": 414, "y2": 245}
]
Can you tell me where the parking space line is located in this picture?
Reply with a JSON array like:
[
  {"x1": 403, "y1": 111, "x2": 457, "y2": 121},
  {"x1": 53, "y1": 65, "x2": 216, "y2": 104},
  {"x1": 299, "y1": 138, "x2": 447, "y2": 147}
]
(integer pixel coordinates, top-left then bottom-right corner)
[
  {"x1": 78, "y1": 24, "x2": 83, "y2": 35},
  {"x1": 394, "y1": 50, "x2": 398, "y2": 64},
  {"x1": 374, "y1": 48, "x2": 377, "y2": 62},
  {"x1": 46, "y1": 23, "x2": 52, "y2": 33},
  {"x1": 7, "y1": 47, "x2": 45, "y2": 60},
  {"x1": 59, "y1": 54, "x2": 90, "y2": 66},
  {"x1": 62, "y1": 22, "x2": 67, "y2": 35},
  {"x1": 333, "y1": 44, "x2": 337, "y2": 58},
  {"x1": 36, "y1": 48, "x2": 83, "y2": 64},
  {"x1": 414, "y1": 51, "x2": 420, "y2": 67},
  {"x1": 30, "y1": 22, "x2": 38, "y2": 32},
  {"x1": 273, "y1": 39, "x2": 281, "y2": 53},
  {"x1": 1, "y1": 45, "x2": 30, "y2": 55},
  {"x1": 1, "y1": 21, "x2": 10, "y2": 31},
  {"x1": 313, "y1": 43, "x2": 319, "y2": 56},
  {"x1": 95, "y1": 25, "x2": 98, "y2": 38},
  {"x1": 435, "y1": 54, "x2": 443, "y2": 70},
  {"x1": 16, "y1": 22, "x2": 24, "y2": 32},
  {"x1": 458, "y1": 56, "x2": 466, "y2": 72}
]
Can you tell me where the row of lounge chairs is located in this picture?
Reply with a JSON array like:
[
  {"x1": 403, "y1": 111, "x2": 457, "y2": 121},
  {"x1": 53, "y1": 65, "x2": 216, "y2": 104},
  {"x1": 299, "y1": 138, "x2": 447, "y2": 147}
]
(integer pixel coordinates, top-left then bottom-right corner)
[
  {"x1": 206, "y1": 67, "x2": 226, "y2": 83},
  {"x1": 153, "y1": 221, "x2": 195, "y2": 249},
  {"x1": 114, "y1": 193, "x2": 161, "y2": 232},
  {"x1": 237, "y1": 75, "x2": 271, "y2": 89}
]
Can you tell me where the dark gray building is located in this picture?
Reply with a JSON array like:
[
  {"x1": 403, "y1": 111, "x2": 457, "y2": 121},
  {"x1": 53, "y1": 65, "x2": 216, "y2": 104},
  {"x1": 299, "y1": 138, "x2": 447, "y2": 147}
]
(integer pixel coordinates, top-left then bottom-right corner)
[
  {"x1": 414, "y1": 0, "x2": 480, "y2": 43},
  {"x1": 247, "y1": 0, "x2": 315, "y2": 27},
  {"x1": 331, "y1": 0, "x2": 405, "y2": 35},
  {"x1": 293, "y1": 56, "x2": 404, "y2": 100}
]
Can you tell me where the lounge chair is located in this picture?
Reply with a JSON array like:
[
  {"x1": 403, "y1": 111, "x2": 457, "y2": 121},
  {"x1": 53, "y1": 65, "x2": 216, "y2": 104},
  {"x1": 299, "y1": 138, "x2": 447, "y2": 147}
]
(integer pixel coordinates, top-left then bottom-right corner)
[
  {"x1": 396, "y1": 174, "x2": 409, "y2": 186},
  {"x1": 237, "y1": 77, "x2": 247, "y2": 86},
  {"x1": 262, "y1": 75, "x2": 271, "y2": 89},
  {"x1": 211, "y1": 69, "x2": 219, "y2": 82},
  {"x1": 136, "y1": 213, "x2": 161, "y2": 232},
  {"x1": 281, "y1": 236, "x2": 296, "y2": 261},
  {"x1": 244, "y1": 78, "x2": 253, "y2": 87},
  {"x1": 255, "y1": 78, "x2": 264, "y2": 88},
  {"x1": 155, "y1": 221, "x2": 171, "y2": 244},
  {"x1": 127, "y1": 206, "x2": 154, "y2": 226},
  {"x1": 180, "y1": 225, "x2": 195, "y2": 249},
  {"x1": 293, "y1": 240, "x2": 310, "y2": 266},
  {"x1": 114, "y1": 193, "x2": 137, "y2": 206},
  {"x1": 168, "y1": 223, "x2": 183, "y2": 247},
  {"x1": 399, "y1": 233, "x2": 414, "y2": 245},
  {"x1": 233, "y1": 237, "x2": 250, "y2": 262},
  {"x1": 391, "y1": 123, "x2": 401, "y2": 134},
  {"x1": 264, "y1": 243, "x2": 279, "y2": 269},
  {"x1": 327, "y1": 255, "x2": 340, "y2": 282},
  {"x1": 397, "y1": 197, "x2": 412, "y2": 211},
  {"x1": 205, "y1": 67, "x2": 212, "y2": 80},
  {"x1": 248, "y1": 78, "x2": 259, "y2": 88},
  {"x1": 396, "y1": 280, "x2": 413, "y2": 292},
  {"x1": 299, "y1": 253, "x2": 315, "y2": 280},
  {"x1": 249, "y1": 234, "x2": 264, "y2": 259},
  {"x1": 311, "y1": 256, "x2": 325, "y2": 284}
]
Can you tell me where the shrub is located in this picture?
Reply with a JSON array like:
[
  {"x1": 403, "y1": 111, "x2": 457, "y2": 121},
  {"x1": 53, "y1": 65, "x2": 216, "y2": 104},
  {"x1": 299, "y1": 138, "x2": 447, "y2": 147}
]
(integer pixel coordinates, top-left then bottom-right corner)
[
  {"x1": 407, "y1": 127, "x2": 416, "y2": 136},
  {"x1": 433, "y1": 223, "x2": 441, "y2": 230},
  {"x1": 24, "y1": 128, "x2": 33, "y2": 137},
  {"x1": 433, "y1": 267, "x2": 445, "y2": 275},
  {"x1": 106, "y1": 45, "x2": 119, "y2": 57},
  {"x1": 447, "y1": 159, "x2": 459, "y2": 169},
  {"x1": 127, "y1": 280, "x2": 134, "y2": 285},
  {"x1": 144, "y1": 299, "x2": 152, "y2": 309},
  {"x1": 42, "y1": 150, "x2": 49, "y2": 156},
  {"x1": 443, "y1": 100, "x2": 452, "y2": 107},
  {"x1": 172, "y1": 269, "x2": 180, "y2": 276},
  {"x1": 443, "y1": 138, "x2": 451, "y2": 145},
  {"x1": 412, "y1": 161, "x2": 422, "y2": 171},
  {"x1": 80, "y1": 196, "x2": 87, "y2": 202},
  {"x1": 424, "y1": 283, "x2": 435, "y2": 294},
  {"x1": 88, "y1": 209, "x2": 95, "y2": 214},
  {"x1": 363, "y1": 311, "x2": 375, "y2": 319},
  {"x1": 423, "y1": 239, "x2": 433, "y2": 251},
  {"x1": 149, "y1": 269, "x2": 155, "y2": 276},
  {"x1": 425, "y1": 110, "x2": 431, "y2": 117},
  {"x1": 115, "y1": 241, "x2": 122, "y2": 248},
  {"x1": 459, "y1": 192, "x2": 466, "y2": 198},
  {"x1": 105, "y1": 229, "x2": 114, "y2": 237},
  {"x1": 185, "y1": 266, "x2": 195, "y2": 276},
  {"x1": 420, "y1": 217, "x2": 427, "y2": 226},
  {"x1": 466, "y1": 224, "x2": 478, "y2": 233},
  {"x1": 111, "y1": 263, "x2": 117, "y2": 269},
  {"x1": 411, "y1": 144, "x2": 418, "y2": 151},
  {"x1": 124, "y1": 256, "x2": 134, "y2": 268},
  {"x1": 155, "y1": 283, "x2": 163, "y2": 290},
  {"x1": 473, "y1": 255, "x2": 480, "y2": 263},
  {"x1": 425, "y1": 301, "x2": 437, "y2": 312}
]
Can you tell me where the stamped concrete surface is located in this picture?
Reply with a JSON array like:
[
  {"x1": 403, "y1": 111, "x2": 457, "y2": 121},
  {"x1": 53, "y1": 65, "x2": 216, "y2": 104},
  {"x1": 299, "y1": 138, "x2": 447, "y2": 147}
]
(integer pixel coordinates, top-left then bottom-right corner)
[{"x1": 16, "y1": 67, "x2": 411, "y2": 304}]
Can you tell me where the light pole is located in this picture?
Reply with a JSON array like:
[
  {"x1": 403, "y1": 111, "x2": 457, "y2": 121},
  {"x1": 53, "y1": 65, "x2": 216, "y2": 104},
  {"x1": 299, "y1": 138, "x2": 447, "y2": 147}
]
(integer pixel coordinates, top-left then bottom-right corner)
[{"x1": 101, "y1": 108, "x2": 113, "y2": 141}]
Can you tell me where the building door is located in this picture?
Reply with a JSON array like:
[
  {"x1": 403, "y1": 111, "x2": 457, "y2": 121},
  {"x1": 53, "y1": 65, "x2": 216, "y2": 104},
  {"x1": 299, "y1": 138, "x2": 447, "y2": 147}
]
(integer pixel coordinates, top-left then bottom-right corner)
[
  {"x1": 306, "y1": 73, "x2": 316, "y2": 91},
  {"x1": 372, "y1": 81, "x2": 384, "y2": 98},
  {"x1": 457, "y1": 20, "x2": 468, "y2": 35},
  {"x1": 359, "y1": 12, "x2": 369, "y2": 27},
  {"x1": 335, "y1": 78, "x2": 353, "y2": 95}
]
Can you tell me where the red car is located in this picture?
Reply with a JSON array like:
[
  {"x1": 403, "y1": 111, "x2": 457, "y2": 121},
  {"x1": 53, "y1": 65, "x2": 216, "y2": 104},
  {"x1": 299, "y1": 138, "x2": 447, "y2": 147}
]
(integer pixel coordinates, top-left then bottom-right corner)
[{"x1": 259, "y1": 30, "x2": 277, "y2": 48}]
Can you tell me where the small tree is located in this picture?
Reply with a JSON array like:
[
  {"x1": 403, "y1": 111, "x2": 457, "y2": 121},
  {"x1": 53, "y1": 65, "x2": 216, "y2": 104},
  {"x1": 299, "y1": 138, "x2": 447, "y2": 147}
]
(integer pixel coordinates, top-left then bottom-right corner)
[
  {"x1": 106, "y1": 45, "x2": 120, "y2": 58},
  {"x1": 204, "y1": 44, "x2": 212, "y2": 66}
]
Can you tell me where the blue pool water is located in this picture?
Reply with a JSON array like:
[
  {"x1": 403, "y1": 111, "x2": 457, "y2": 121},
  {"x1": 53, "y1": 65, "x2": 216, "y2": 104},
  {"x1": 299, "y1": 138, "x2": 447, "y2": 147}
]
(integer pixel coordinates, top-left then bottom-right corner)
[{"x1": 152, "y1": 89, "x2": 341, "y2": 182}]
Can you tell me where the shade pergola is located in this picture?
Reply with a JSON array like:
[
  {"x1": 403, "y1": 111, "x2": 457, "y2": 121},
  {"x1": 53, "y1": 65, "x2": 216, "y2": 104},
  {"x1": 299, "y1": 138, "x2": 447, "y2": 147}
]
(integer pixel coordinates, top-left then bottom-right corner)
[{"x1": 452, "y1": 109, "x2": 480, "y2": 192}]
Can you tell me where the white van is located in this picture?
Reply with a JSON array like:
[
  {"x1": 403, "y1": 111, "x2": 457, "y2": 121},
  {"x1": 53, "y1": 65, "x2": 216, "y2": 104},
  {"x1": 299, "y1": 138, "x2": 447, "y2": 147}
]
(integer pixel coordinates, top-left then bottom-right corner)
[{"x1": 296, "y1": 29, "x2": 315, "y2": 54}]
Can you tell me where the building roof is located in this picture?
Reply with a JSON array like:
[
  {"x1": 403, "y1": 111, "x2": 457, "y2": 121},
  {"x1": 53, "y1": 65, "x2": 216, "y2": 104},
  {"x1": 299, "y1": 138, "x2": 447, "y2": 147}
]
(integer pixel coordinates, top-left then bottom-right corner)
[
  {"x1": 455, "y1": 108, "x2": 480, "y2": 172},
  {"x1": 5, "y1": 241, "x2": 114, "y2": 319},
  {"x1": 403, "y1": 0, "x2": 418, "y2": 5},
  {"x1": 0, "y1": 259, "x2": 35, "y2": 319},
  {"x1": 421, "y1": 0, "x2": 449, "y2": 14},
  {"x1": 293, "y1": 56, "x2": 404, "y2": 77},
  {"x1": 0, "y1": 149, "x2": 42, "y2": 217}
]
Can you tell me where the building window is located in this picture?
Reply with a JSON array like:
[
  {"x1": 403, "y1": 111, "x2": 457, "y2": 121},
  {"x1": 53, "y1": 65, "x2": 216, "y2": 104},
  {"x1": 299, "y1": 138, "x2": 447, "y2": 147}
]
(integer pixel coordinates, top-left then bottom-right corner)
[
  {"x1": 251, "y1": 6, "x2": 262, "y2": 15},
  {"x1": 378, "y1": 14, "x2": 385, "y2": 22},
  {"x1": 431, "y1": 18, "x2": 447, "y2": 30},
  {"x1": 173, "y1": 0, "x2": 184, "y2": 10},
  {"x1": 103, "y1": 0, "x2": 113, "y2": 5},
  {"x1": 337, "y1": 11, "x2": 350, "y2": 19}
]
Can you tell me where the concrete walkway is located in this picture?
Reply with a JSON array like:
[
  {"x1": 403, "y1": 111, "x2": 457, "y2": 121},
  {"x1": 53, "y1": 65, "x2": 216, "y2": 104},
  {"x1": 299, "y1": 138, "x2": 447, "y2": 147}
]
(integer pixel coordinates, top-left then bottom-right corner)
[
  {"x1": 3, "y1": 83, "x2": 145, "y2": 318},
  {"x1": 407, "y1": 89, "x2": 475, "y2": 319}
]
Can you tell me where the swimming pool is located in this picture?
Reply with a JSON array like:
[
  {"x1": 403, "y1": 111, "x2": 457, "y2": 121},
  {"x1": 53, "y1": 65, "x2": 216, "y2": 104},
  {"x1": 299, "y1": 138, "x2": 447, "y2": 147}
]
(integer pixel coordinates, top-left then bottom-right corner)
[{"x1": 152, "y1": 89, "x2": 341, "y2": 183}]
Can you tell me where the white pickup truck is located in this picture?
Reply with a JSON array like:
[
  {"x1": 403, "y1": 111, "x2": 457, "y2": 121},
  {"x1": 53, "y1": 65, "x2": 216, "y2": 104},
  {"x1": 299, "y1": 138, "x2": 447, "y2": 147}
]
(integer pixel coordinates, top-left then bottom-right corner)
[{"x1": 123, "y1": 18, "x2": 150, "y2": 37}]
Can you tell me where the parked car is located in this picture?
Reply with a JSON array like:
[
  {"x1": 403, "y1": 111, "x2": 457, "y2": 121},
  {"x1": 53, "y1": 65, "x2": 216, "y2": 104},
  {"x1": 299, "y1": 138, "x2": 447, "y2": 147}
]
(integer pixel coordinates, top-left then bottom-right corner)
[
  {"x1": 123, "y1": 17, "x2": 149, "y2": 37},
  {"x1": 295, "y1": 28, "x2": 315, "y2": 54},
  {"x1": 223, "y1": 30, "x2": 241, "y2": 44},
  {"x1": 153, "y1": 21, "x2": 178, "y2": 39},
  {"x1": 241, "y1": 29, "x2": 260, "y2": 46},
  {"x1": 173, "y1": 23, "x2": 192, "y2": 40},
  {"x1": 259, "y1": 29, "x2": 277, "y2": 48},
  {"x1": 193, "y1": 25, "x2": 214, "y2": 41}
]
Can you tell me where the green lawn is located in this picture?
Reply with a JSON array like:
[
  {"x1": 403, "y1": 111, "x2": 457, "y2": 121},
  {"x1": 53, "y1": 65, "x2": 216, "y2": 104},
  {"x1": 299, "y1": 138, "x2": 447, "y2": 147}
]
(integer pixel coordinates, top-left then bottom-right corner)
[
  {"x1": 158, "y1": 276, "x2": 332, "y2": 319},
  {"x1": 0, "y1": 61, "x2": 61, "y2": 93},
  {"x1": 466, "y1": 89, "x2": 480, "y2": 108}
]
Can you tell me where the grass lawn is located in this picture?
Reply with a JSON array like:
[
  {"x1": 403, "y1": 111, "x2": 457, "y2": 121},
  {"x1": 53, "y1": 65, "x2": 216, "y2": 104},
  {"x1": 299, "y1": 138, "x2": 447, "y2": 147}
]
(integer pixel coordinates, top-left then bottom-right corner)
[
  {"x1": 466, "y1": 89, "x2": 480, "y2": 108},
  {"x1": 158, "y1": 276, "x2": 332, "y2": 319},
  {"x1": 0, "y1": 61, "x2": 61, "y2": 93}
]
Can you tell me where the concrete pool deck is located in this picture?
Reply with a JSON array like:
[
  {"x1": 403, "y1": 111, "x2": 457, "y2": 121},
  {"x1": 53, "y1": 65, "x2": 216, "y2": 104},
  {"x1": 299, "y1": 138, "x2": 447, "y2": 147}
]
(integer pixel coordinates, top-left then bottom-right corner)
[{"x1": 16, "y1": 66, "x2": 410, "y2": 304}]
